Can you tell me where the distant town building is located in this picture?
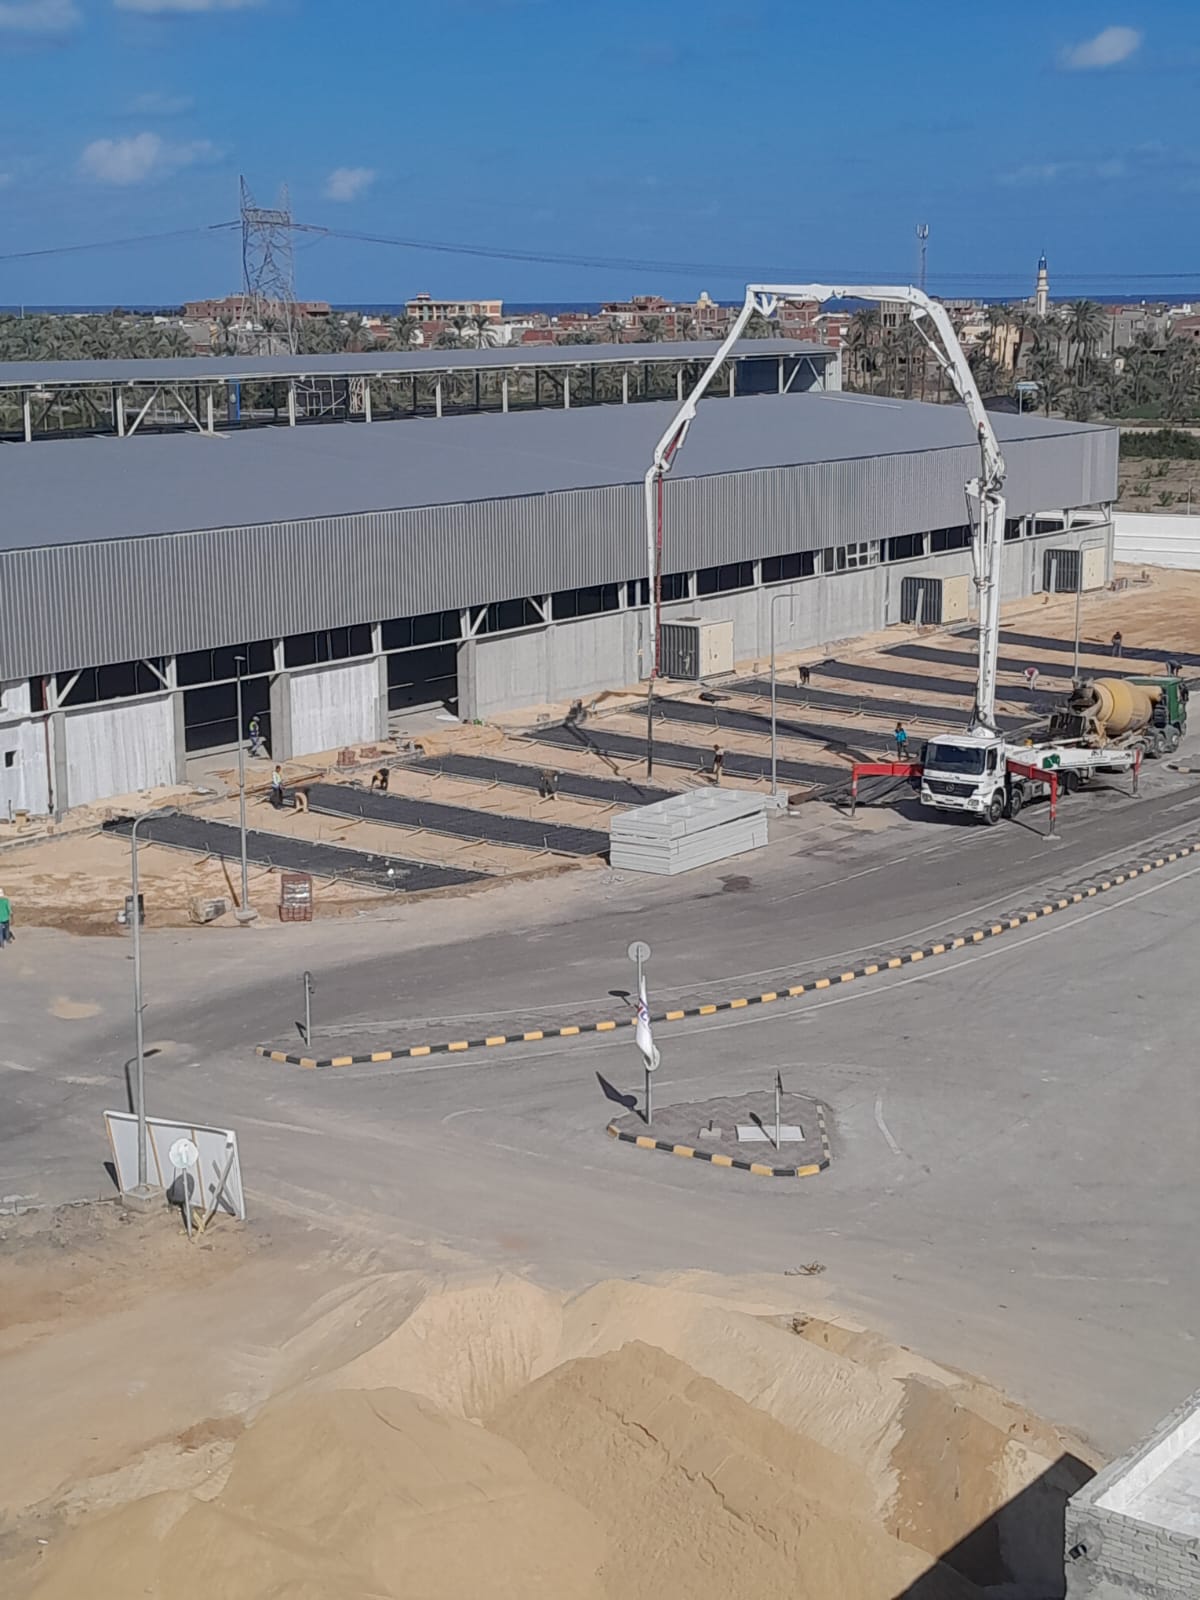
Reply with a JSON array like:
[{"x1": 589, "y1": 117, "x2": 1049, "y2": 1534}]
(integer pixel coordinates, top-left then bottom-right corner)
[
  {"x1": 183, "y1": 294, "x2": 331, "y2": 320},
  {"x1": 1034, "y1": 253, "x2": 1049, "y2": 319},
  {"x1": 406, "y1": 295, "x2": 503, "y2": 325}
]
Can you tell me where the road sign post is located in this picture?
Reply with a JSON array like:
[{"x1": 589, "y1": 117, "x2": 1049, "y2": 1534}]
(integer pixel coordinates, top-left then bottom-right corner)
[
  {"x1": 628, "y1": 940, "x2": 656, "y2": 1124},
  {"x1": 302, "y1": 970, "x2": 315, "y2": 1047}
]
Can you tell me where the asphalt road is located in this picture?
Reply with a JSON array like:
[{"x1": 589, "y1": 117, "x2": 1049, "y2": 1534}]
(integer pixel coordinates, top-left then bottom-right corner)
[{"x1": 4, "y1": 767, "x2": 1200, "y2": 1456}]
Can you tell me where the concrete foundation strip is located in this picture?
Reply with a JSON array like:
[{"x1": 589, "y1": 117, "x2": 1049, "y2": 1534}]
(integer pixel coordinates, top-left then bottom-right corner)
[
  {"x1": 255, "y1": 839, "x2": 1200, "y2": 1069},
  {"x1": 604, "y1": 1105, "x2": 832, "y2": 1179}
]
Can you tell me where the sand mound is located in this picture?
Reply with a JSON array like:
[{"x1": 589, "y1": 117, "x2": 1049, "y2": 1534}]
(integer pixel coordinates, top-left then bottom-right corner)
[
  {"x1": 490, "y1": 1341, "x2": 979, "y2": 1600},
  {"x1": 9, "y1": 1271, "x2": 1090, "y2": 1600},
  {"x1": 25, "y1": 1390, "x2": 607, "y2": 1600}
]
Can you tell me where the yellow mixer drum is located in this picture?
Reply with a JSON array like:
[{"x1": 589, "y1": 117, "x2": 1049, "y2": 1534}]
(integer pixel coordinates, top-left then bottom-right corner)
[{"x1": 1086, "y1": 677, "x2": 1161, "y2": 736}]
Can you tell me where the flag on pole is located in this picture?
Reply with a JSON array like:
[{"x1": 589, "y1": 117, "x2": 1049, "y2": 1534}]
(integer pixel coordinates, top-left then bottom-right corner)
[{"x1": 635, "y1": 976, "x2": 655, "y2": 1068}]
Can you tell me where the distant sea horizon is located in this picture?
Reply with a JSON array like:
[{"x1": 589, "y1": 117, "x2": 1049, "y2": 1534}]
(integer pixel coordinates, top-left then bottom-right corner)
[{"x1": 1, "y1": 293, "x2": 1196, "y2": 315}]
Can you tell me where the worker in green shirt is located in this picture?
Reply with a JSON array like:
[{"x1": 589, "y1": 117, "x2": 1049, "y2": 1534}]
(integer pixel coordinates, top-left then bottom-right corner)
[{"x1": 0, "y1": 889, "x2": 11, "y2": 949}]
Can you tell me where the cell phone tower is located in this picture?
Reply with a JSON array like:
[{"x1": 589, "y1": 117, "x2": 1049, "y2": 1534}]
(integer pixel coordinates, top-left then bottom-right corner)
[
  {"x1": 238, "y1": 176, "x2": 300, "y2": 355},
  {"x1": 915, "y1": 223, "x2": 929, "y2": 292}
]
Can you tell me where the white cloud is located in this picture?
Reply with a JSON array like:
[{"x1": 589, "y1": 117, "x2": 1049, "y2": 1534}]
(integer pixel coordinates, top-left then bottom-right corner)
[
  {"x1": 115, "y1": 0, "x2": 261, "y2": 12},
  {"x1": 1060, "y1": 25, "x2": 1142, "y2": 70},
  {"x1": 0, "y1": 0, "x2": 81, "y2": 36},
  {"x1": 128, "y1": 89, "x2": 197, "y2": 115},
  {"x1": 80, "y1": 130, "x2": 218, "y2": 185},
  {"x1": 323, "y1": 166, "x2": 376, "y2": 202}
]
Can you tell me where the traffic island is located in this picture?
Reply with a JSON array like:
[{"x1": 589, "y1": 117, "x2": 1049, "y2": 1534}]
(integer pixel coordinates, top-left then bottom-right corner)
[{"x1": 607, "y1": 1090, "x2": 831, "y2": 1178}]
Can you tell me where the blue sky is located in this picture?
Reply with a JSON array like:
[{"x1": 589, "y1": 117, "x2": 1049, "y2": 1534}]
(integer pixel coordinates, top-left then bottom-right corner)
[{"x1": 0, "y1": 0, "x2": 1195, "y2": 305}]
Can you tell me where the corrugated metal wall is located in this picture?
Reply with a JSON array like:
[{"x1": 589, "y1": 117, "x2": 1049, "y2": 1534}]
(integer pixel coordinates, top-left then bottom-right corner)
[{"x1": 1, "y1": 428, "x2": 1116, "y2": 680}]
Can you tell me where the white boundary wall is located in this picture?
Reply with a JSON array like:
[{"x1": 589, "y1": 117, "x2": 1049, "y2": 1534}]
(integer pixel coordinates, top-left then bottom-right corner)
[
  {"x1": 1114, "y1": 512, "x2": 1200, "y2": 570},
  {"x1": 0, "y1": 681, "x2": 50, "y2": 816},
  {"x1": 289, "y1": 658, "x2": 383, "y2": 757}
]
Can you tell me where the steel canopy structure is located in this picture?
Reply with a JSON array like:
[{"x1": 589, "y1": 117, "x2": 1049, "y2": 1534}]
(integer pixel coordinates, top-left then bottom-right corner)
[{"x1": 0, "y1": 337, "x2": 836, "y2": 444}]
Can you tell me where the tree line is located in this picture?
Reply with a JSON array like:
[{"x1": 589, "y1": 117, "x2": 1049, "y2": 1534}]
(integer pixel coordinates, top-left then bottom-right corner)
[{"x1": 843, "y1": 300, "x2": 1200, "y2": 423}]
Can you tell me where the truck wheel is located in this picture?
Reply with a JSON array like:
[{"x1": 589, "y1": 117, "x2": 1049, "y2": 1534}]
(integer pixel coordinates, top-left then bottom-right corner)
[
  {"x1": 1163, "y1": 726, "x2": 1181, "y2": 755},
  {"x1": 1058, "y1": 769, "x2": 1079, "y2": 795},
  {"x1": 985, "y1": 792, "x2": 1005, "y2": 825},
  {"x1": 1006, "y1": 785, "x2": 1024, "y2": 819},
  {"x1": 1146, "y1": 728, "x2": 1166, "y2": 759}
]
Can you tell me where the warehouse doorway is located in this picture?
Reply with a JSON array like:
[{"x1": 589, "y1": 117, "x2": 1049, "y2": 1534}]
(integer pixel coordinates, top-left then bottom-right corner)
[{"x1": 386, "y1": 644, "x2": 458, "y2": 724}]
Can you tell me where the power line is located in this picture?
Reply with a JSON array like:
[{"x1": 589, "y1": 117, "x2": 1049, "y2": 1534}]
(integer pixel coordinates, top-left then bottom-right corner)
[
  {"x1": 296, "y1": 221, "x2": 1200, "y2": 290},
  {"x1": 0, "y1": 222, "x2": 239, "y2": 267}
]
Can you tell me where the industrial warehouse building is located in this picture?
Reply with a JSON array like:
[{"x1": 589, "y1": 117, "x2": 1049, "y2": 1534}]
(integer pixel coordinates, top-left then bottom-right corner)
[{"x1": 0, "y1": 380, "x2": 1117, "y2": 817}]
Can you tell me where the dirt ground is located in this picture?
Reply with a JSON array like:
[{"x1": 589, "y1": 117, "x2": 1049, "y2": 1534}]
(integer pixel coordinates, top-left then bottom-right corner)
[
  {"x1": 2, "y1": 564, "x2": 1196, "y2": 933},
  {"x1": 0, "y1": 1203, "x2": 1096, "y2": 1600}
]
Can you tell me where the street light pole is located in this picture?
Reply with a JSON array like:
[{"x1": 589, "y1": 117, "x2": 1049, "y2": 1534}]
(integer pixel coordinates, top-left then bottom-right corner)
[
  {"x1": 234, "y1": 654, "x2": 251, "y2": 917},
  {"x1": 129, "y1": 807, "x2": 171, "y2": 1197}
]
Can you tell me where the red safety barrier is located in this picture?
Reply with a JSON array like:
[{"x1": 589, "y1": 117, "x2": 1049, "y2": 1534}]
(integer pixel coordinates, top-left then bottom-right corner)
[{"x1": 849, "y1": 761, "x2": 923, "y2": 817}]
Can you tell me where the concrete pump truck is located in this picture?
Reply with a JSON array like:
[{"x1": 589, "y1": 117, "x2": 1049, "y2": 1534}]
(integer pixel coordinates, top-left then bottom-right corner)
[{"x1": 643, "y1": 282, "x2": 1149, "y2": 826}]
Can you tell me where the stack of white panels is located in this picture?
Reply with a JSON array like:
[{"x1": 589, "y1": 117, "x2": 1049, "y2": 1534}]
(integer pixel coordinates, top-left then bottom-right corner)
[{"x1": 609, "y1": 789, "x2": 767, "y2": 875}]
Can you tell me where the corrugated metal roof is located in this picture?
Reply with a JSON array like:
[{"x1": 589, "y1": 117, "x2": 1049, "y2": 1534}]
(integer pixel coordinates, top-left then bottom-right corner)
[
  {"x1": 0, "y1": 337, "x2": 830, "y2": 389},
  {"x1": 0, "y1": 392, "x2": 1111, "y2": 555}
]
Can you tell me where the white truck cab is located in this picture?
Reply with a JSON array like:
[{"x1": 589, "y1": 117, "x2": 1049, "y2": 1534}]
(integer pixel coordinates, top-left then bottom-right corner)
[{"x1": 919, "y1": 733, "x2": 1011, "y2": 823}]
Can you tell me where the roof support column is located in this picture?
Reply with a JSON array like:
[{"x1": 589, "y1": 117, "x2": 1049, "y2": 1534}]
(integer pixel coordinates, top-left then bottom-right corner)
[
  {"x1": 563, "y1": 372, "x2": 570, "y2": 409},
  {"x1": 622, "y1": 369, "x2": 629, "y2": 404},
  {"x1": 363, "y1": 380, "x2": 373, "y2": 423},
  {"x1": 205, "y1": 387, "x2": 215, "y2": 433},
  {"x1": 22, "y1": 391, "x2": 32, "y2": 443},
  {"x1": 676, "y1": 367, "x2": 684, "y2": 401},
  {"x1": 115, "y1": 390, "x2": 126, "y2": 437},
  {"x1": 287, "y1": 380, "x2": 297, "y2": 427},
  {"x1": 778, "y1": 355, "x2": 785, "y2": 393},
  {"x1": 435, "y1": 378, "x2": 443, "y2": 419},
  {"x1": 502, "y1": 374, "x2": 509, "y2": 413},
  {"x1": 728, "y1": 362, "x2": 736, "y2": 397}
]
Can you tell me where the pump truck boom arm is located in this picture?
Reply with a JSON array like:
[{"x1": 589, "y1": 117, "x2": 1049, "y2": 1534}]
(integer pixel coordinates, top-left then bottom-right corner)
[{"x1": 643, "y1": 283, "x2": 1008, "y2": 733}]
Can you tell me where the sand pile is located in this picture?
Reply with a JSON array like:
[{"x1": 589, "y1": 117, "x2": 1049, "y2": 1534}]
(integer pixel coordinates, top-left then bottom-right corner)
[{"x1": 8, "y1": 1272, "x2": 1091, "y2": 1600}]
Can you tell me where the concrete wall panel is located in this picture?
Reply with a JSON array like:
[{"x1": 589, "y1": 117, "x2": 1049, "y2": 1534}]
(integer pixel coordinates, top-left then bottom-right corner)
[
  {"x1": 63, "y1": 694, "x2": 175, "y2": 808},
  {"x1": 0, "y1": 681, "x2": 51, "y2": 816},
  {"x1": 289, "y1": 658, "x2": 382, "y2": 758},
  {"x1": 1114, "y1": 511, "x2": 1200, "y2": 570}
]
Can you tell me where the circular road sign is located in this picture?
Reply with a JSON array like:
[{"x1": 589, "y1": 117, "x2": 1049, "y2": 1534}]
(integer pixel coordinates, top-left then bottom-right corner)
[
  {"x1": 627, "y1": 940, "x2": 651, "y2": 964},
  {"x1": 168, "y1": 1137, "x2": 199, "y2": 1172}
]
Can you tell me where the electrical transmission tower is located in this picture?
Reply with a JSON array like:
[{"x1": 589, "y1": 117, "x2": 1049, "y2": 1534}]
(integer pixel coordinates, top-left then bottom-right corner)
[
  {"x1": 915, "y1": 223, "x2": 929, "y2": 292},
  {"x1": 239, "y1": 176, "x2": 300, "y2": 354}
]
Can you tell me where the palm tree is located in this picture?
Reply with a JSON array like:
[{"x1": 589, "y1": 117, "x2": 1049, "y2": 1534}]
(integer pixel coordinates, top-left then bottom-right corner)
[
  {"x1": 743, "y1": 309, "x2": 775, "y2": 339},
  {"x1": 1062, "y1": 300, "x2": 1107, "y2": 387},
  {"x1": 676, "y1": 313, "x2": 699, "y2": 342},
  {"x1": 844, "y1": 309, "x2": 878, "y2": 392},
  {"x1": 384, "y1": 314, "x2": 420, "y2": 351},
  {"x1": 638, "y1": 313, "x2": 666, "y2": 342},
  {"x1": 986, "y1": 303, "x2": 1014, "y2": 367},
  {"x1": 605, "y1": 316, "x2": 625, "y2": 344},
  {"x1": 1007, "y1": 303, "x2": 1036, "y2": 373},
  {"x1": 1029, "y1": 345, "x2": 1066, "y2": 416}
]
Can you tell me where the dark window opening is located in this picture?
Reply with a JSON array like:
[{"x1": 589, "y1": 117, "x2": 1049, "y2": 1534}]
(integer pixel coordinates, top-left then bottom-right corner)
[
  {"x1": 1004, "y1": 518, "x2": 1024, "y2": 543},
  {"x1": 762, "y1": 550, "x2": 819, "y2": 583},
  {"x1": 551, "y1": 585, "x2": 620, "y2": 621},
  {"x1": 483, "y1": 597, "x2": 545, "y2": 633},
  {"x1": 176, "y1": 640, "x2": 274, "y2": 687},
  {"x1": 381, "y1": 610, "x2": 462, "y2": 650},
  {"x1": 627, "y1": 572, "x2": 690, "y2": 606},
  {"x1": 885, "y1": 534, "x2": 925, "y2": 563},
  {"x1": 3, "y1": 751, "x2": 14, "y2": 769},
  {"x1": 930, "y1": 525, "x2": 973, "y2": 553},
  {"x1": 282, "y1": 625, "x2": 372, "y2": 669},
  {"x1": 695, "y1": 561, "x2": 754, "y2": 596},
  {"x1": 56, "y1": 658, "x2": 167, "y2": 707}
]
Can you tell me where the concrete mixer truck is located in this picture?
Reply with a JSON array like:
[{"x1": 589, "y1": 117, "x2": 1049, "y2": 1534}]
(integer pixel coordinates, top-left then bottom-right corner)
[{"x1": 918, "y1": 674, "x2": 1188, "y2": 824}]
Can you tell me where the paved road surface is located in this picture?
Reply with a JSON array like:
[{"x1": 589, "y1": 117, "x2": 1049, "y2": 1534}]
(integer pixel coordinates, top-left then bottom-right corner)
[{"x1": 4, "y1": 771, "x2": 1200, "y2": 1455}]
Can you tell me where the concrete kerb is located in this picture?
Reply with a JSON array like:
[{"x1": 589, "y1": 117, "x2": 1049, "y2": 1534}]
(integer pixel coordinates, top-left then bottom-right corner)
[
  {"x1": 254, "y1": 837, "x2": 1200, "y2": 1070},
  {"x1": 605, "y1": 1102, "x2": 832, "y2": 1180}
]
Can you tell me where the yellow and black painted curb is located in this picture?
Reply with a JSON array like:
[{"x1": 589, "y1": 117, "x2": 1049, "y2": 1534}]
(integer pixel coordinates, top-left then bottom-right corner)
[
  {"x1": 256, "y1": 837, "x2": 1200, "y2": 1069},
  {"x1": 605, "y1": 1103, "x2": 831, "y2": 1179}
]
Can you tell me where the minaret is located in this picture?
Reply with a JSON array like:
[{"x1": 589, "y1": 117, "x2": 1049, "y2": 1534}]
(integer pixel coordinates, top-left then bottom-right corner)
[{"x1": 1035, "y1": 252, "x2": 1049, "y2": 319}]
